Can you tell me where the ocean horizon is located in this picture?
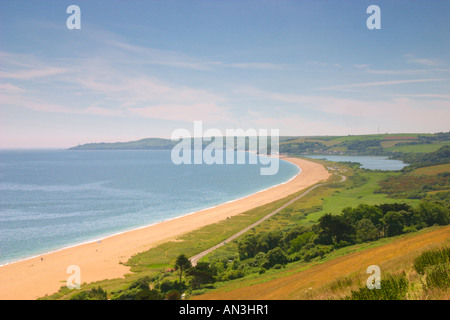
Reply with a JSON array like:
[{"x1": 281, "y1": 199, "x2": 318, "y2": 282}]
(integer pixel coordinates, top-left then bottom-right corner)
[{"x1": 0, "y1": 149, "x2": 299, "y2": 265}]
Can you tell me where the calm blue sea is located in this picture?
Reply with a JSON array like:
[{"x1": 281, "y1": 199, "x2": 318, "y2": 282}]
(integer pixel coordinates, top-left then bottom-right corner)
[{"x1": 0, "y1": 150, "x2": 299, "y2": 265}]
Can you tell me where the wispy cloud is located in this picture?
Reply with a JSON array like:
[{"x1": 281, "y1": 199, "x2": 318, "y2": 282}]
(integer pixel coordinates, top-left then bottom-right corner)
[
  {"x1": 320, "y1": 78, "x2": 446, "y2": 91},
  {"x1": 405, "y1": 54, "x2": 441, "y2": 66},
  {"x1": 394, "y1": 94, "x2": 450, "y2": 99},
  {"x1": 238, "y1": 86, "x2": 450, "y2": 123},
  {"x1": 0, "y1": 49, "x2": 232, "y2": 124},
  {"x1": 0, "y1": 67, "x2": 69, "y2": 80},
  {"x1": 108, "y1": 40, "x2": 213, "y2": 70},
  {"x1": 108, "y1": 40, "x2": 285, "y2": 71},
  {"x1": 0, "y1": 83, "x2": 25, "y2": 93},
  {"x1": 354, "y1": 59, "x2": 450, "y2": 76}
]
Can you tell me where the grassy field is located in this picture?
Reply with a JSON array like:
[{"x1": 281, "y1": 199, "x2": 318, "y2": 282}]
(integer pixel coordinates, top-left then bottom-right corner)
[
  {"x1": 191, "y1": 161, "x2": 419, "y2": 274},
  {"x1": 193, "y1": 225, "x2": 450, "y2": 300},
  {"x1": 303, "y1": 169, "x2": 419, "y2": 226},
  {"x1": 279, "y1": 132, "x2": 449, "y2": 156},
  {"x1": 410, "y1": 163, "x2": 450, "y2": 176},
  {"x1": 386, "y1": 141, "x2": 450, "y2": 153},
  {"x1": 190, "y1": 160, "x2": 449, "y2": 300},
  {"x1": 42, "y1": 156, "x2": 449, "y2": 300}
]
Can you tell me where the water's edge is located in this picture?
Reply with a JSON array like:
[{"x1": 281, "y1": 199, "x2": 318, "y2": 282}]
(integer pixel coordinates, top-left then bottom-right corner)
[{"x1": 0, "y1": 156, "x2": 300, "y2": 267}]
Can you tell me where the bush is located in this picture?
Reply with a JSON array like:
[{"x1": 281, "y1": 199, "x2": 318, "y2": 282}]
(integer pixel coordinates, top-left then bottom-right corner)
[
  {"x1": 383, "y1": 211, "x2": 406, "y2": 237},
  {"x1": 187, "y1": 262, "x2": 216, "y2": 289},
  {"x1": 425, "y1": 264, "x2": 450, "y2": 290},
  {"x1": 260, "y1": 247, "x2": 287, "y2": 269},
  {"x1": 289, "y1": 231, "x2": 315, "y2": 253},
  {"x1": 166, "y1": 289, "x2": 182, "y2": 300},
  {"x1": 413, "y1": 247, "x2": 450, "y2": 275},
  {"x1": 417, "y1": 202, "x2": 450, "y2": 226},
  {"x1": 355, "y1": 219, "x2": 379, "y2": 242},
  {"x1": 402, "y1": 226, "x2": 417, "y2": 234},
  {"x1": 111, "y1": 277, "x2": 163, "y2": 300},
  {"x1": 70, "y1": 286, "x2": 107, "y2": 300},
  {"x1": 347, "y1": 273, "x2": 409, "y2": 300},
  {"x1": 158, "y1": 279, "x2": 186, "y2": 294}
]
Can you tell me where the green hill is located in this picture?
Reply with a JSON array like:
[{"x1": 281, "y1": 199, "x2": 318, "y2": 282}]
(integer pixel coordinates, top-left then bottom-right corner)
[
  {"x1": 69, "y1": 138, "x2": 177, "y2": 150},
  {"x1": 69, "y1": 132, "x2": 450, "y2": 158},
  {"x1": 278, "y1": 132, "x2": 450, "y2": 156}
]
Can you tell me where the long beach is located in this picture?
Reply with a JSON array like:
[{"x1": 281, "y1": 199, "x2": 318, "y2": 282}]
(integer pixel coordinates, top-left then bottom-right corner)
[{"x1": 0, "y1": 157, "x2": 330, "y2": 300}]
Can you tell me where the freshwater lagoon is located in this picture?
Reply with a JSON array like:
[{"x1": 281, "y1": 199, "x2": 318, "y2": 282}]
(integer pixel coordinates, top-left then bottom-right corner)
[{"x1": 304, "y1": 155, "x2": 408, "y2": 171}]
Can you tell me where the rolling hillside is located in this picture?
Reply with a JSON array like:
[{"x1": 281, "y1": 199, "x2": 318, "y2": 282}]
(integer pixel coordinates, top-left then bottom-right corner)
[
  {"x1": 193, "y1": 225, "x2": 450, "y2": 300},
  {"x1": 70, "y1": 132, "x2": 450, "y2": 158}
]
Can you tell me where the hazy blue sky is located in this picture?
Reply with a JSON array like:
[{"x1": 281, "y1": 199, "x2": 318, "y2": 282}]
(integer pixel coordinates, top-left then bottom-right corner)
[{"x1": 1, "y1": 0, "x2": 449, "y2": 148}]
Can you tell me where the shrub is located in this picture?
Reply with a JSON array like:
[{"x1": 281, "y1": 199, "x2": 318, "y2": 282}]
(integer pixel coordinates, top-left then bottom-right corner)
[
  {"x1": 355, "y1": 219, "x2": 379, "y2": 242},
  {"x1": 187, "y1": 262, "x2": 215, "y2": 289},
  {"x1": 383, "y1": 211, "x2": 406, "y2": 237},
  {"x1": 70, "y1": 286, "x2": 108, "y2": 300},
  {"x1": 111, "y1": 277, "x2": 164, "y2": 300},
  {"x1": 289, "y1": 231, "x2": 315, "y2": 253},
  {"x1": 413, "y1": 247, "x2": 450, "y2": 275},
  {"x1": 425, "y1": 264, "x2": 450, "y2": 290},
  {"x1": 158, "y1": 279, "x2": 186, "y2": 294},
  {"x1": 347, "y1": 273, "x2": 409, "y2": 300},
  {"x1": 166, "y1": 289, "x2": 182, "y2": 300},
  {"x1": 260, "y1": 247, "x2": 287, "y2": 269}
]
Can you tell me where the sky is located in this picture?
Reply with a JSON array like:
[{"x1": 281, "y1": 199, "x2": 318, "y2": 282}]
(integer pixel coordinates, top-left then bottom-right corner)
[{"x1": 0, "y1": 0, "x2": 449, "y2": 148}]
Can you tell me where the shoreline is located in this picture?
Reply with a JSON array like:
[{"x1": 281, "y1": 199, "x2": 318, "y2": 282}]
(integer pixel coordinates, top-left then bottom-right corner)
[
  {"x1": 0, "y1": 157, "x2": 330, "y2": 300},
  {"x1": 0, "y1": 157, "x2": 300, "y2": 268}
]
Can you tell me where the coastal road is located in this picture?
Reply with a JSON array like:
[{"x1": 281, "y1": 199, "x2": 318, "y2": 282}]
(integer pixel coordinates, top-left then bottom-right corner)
[{"x1": 189, "y1": 173, "x2": 346, "y2": 266}]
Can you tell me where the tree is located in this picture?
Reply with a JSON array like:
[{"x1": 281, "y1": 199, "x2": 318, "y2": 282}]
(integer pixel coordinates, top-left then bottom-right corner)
[
  {"x1": 317, "y1": 214, "x2": 355, "y2": 245},
  {"x1": 187, "y1": 262, "x2": 215, "y2": 289},
  {"x1": 289, "y1": 231, "x2": 315, "y2": 253},
  {"x1": 383, "y1": 211, "x2": 406, "y2": 237},
  {"x1": 237, "y1": 231, "x2": 283, "y2": 259},
  {"x1": 174, "y1": 254, "x2": 192, "y2": 289},
  {"x1": 355, "y1": 219, "x2": 379, "y2": 242},
  {"x1": 261, "y1": 247, "x2": 287, "y2": 269},
  {"x1": 342, "y1": 204, "x2": 383, "y2": 230},
  {"x1": 417, "y1": 201, "x2": 449, "y2": 226}
]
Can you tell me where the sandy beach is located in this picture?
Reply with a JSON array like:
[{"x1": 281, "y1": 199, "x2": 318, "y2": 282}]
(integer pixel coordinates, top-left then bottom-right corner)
[{"x1": 0, "y1": 157, "x2": 330, "y2": 300}]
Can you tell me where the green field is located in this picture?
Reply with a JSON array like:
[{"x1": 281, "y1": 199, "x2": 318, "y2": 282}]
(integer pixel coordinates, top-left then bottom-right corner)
[
  {"x1": 386, "y1": 141, "x2": 450, "y2": 153},
  {"x1": 278, "y1": 132, "x2": 449, "y2": 156},
  {"x1": 42, "y1": 154, "x2": 449, "y2": 300}
]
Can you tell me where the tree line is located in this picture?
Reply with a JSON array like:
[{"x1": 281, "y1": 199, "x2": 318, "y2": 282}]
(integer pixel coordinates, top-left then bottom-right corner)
[{"x1": 70, "y1": 199, "x2": 449, "y2": 300}]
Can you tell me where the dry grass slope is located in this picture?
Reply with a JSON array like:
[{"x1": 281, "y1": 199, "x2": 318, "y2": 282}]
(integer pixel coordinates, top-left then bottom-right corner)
[{"x1": 193, "y1": 225, "x2": 450, "y2": 300}]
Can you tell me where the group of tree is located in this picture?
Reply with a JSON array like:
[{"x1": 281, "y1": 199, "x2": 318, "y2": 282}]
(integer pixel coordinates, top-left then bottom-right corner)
[
  {"x1": 396, "y1": 132, "x2": 450, "y2": 146},
  {"x1": 279, "y1": 141, "x2": 327, "y2": 155},
  {"x1": 316, "y1": 201, "x2": 449, "y2": 246},
  {"x1": 392, "y1": 145, "x2": 450, "y2": 168},
  {"x1": 345, "y1": 139, "x2": 381, "y2": 151},
  {"x1": 68, "y1": 199, "x2": 449, "y2": 300}
]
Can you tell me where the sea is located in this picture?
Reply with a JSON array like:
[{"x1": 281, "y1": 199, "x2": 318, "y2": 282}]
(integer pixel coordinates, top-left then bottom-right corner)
[{"x1": 0, "y1": 149, "x2": 299, "y2": 265}]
